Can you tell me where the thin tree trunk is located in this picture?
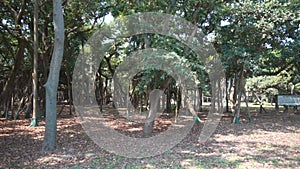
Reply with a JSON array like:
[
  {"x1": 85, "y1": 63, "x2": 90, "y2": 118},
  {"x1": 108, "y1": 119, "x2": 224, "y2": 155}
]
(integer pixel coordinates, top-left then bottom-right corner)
[
  {"x1": 291, "y1": 84, "x2": 295, "y2": 94},
  {"x1": 225, "y1": 77, "x2": 229, "y2": 112},
  {"x1": 30, "y1": 0, "x2": 39, "y2": 127},
  {"x1": 232, "y1": 76, "x2": 238, "y2": 112},
  {"x1": 242, "y1": 87, "x2": 252, "y2": 123},
  {"x1": 66, "y1": 72, "x2": 72, "y2": 115},
  {"x1": 10, "y1": 93, "x2": 14, "y2": 119},
  {"x1": 228, "y1": 77, "x2": 234, "y2": 112},
  {"x1": 198, "y1": 87, "x2": 202, "y2": 112},
  {"x1": 0, "y1": 39, "x2": 25, "y2": 106},
  {"x1": 42, "y1": 0, "x2": 65, "y2": 151},
  {"x1": 0, "y1": 1, "x2": 27, "y2": 106},
  {"x1": 175, "y1": 87, "x2": 181, "y2": 123},
  {"x1": 166, "y1": 87, "x2": 172, "y2": 113}
]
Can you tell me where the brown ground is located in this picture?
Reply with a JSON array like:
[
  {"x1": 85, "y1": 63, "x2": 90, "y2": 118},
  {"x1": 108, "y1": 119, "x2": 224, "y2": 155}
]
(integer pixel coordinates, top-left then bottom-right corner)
[{"x1": 0, "y1": 106, "x2": 300, "y2": 169}]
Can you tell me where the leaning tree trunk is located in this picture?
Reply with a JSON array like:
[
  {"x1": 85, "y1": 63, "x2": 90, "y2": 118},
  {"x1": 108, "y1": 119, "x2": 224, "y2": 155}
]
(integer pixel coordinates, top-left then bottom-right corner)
[
  {"x1": 42, "y1": 0, "x2": 65, "y2": 151},
  {"x1": 0, "y1": 39, "x2": 25, "y2": 106},
  {"x1": 30, "y1": 0, "x2": 39, "y2": 127}
]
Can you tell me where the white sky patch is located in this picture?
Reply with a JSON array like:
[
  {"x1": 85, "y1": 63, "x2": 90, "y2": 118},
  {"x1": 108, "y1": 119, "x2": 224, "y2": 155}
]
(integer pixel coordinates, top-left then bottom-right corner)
[
  {"x1": 2, "y1": 19, "x2": 7, "y2": 25},
  {"x1": 104, "y1": 13, "x2": 114, "y2": 24},
  {"x1": 283, "y1": 37, "x2": 294, "y2": 44},
  {"x1": 264, "y1": 43, "x2": 272, "y2": 49},
  {"x1": 206, "y1": 32, "x2": 216, "y2": 42},
  {"x1": 221, "y1": 20, "x2": 230, "y2": 27}
]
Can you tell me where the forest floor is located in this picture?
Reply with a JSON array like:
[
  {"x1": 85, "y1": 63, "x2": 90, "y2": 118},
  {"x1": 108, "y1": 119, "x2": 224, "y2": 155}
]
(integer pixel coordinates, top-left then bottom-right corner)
[{"x1": 0, "y1": 105, "x2": 300, "y2": 169}]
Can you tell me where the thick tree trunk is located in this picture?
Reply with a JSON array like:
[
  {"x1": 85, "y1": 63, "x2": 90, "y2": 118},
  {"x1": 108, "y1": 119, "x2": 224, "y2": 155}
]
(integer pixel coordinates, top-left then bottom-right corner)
[
  {"x1": 143, "y1": 90, "x2": 163, "y2": 136},
  {"x1": 42, "y1": 0, "x2": 64, "y2": 151},
  {"x1": 233, "y1": 64, "x2": 245, "y2": 124},
  {"x1": 234, "y1": 81, "x2": 242, "y2": 124}
]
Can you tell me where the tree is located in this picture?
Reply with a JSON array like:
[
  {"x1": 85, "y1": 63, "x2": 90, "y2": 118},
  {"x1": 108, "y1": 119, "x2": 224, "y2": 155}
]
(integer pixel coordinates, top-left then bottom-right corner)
[
  {"x1": 0, "y1": 0, "x2": 112, "y2": 120},
  {"x1": 0, "y1": 0, "x2": 29, "y2": 108},
  {"x1": 30, "y1": 0, "x2": 39, "y2": 127},
  {"x1": 143, "y1": 89, "x2": 163, "y2": 135},
  {"x1": 42, "y1": 0, "x2": 65, "y2": 151},
  {"x1": 214, "y1": 0, "x2": 300, "y2": 123}
]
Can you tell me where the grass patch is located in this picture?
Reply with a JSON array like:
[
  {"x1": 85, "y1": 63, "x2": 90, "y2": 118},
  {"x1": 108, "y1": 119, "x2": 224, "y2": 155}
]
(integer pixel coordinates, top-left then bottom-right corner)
[
  {"x1": 194, "y1": 157, "x2": 241, "y2": 168},
  {"x1": 271, "y1": 158, "x2": 282, "y2": 166},
  {"x1": 88, "y1": 158, "x2": 101, "y2": 168}
]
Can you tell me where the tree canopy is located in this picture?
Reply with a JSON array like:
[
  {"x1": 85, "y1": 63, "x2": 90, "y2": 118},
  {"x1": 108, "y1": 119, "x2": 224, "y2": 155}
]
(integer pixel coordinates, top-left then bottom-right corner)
[{"x1": 0, "y1": 0, "x2": 299, "y2": 127}]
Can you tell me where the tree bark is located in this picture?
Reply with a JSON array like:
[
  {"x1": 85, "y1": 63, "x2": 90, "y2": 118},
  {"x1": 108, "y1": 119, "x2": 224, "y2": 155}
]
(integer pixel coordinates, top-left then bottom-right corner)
[
  {"x1": 198, "y1": 87, "x2": 202, "y2": 111},
  {"x1": 42, "y1": 0, "x2": 64, "y2": 151},
  {"x1": 0, "y1": 0, "x2": 28, "y2": 106},
  {"x1": 0, "y1": 39, "x2": 25, "y2": 106},
  {"x1": 30, "y1": 0, "x2": 39, "y2": 127},
  {"x1": 233, "y1": 64, "x2": 245, "y2": 124},
  {"x1": 143, "y1": 89, "x2": 163, "y2": 136}
]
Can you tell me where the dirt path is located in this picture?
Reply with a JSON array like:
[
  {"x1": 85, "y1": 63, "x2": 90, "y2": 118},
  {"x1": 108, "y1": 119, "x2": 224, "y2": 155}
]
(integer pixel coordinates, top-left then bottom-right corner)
[{"x1": 0, "y1": 109, "x2": 299, "y2": 168}]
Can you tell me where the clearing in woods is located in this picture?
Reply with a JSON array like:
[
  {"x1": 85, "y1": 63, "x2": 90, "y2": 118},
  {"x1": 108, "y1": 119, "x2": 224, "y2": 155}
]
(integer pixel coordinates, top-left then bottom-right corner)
[{"x1": 0, "y1": 104, "x2": 300, "y2": 169}]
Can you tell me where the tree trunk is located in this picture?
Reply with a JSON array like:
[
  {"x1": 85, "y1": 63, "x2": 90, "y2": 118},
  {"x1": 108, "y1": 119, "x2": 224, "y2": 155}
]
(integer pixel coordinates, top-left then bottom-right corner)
[
  {"x1": 228, "y1": 77, "x2": 234, "y2": 112},
  {"x1": 0, "y1": 39, "x2": 25, "y2": 106},
  {"x1": 66, "y1": 72, "x2": 73, "y2": 115},
  {"x1": 232, "y1": 76, "x2": 238, "y2": 112},
  {"x1": 30, "y1": 0, "x2": 39, "y2": 127},
  {"x1": 291, "y1": 84, "x2": 295, "y2": 94},
  {"x1": 0, "y1": 1, "x2": 27, "y2": 107},
  {"x1": 166, "y1": 87, "x2": 172, "y2": 113},
  {"x1": 181, "y1": 84, "x2": 201, "y2": 123},
  {"x1": 242, "y1": 87, "x2": 252, "y2": 123},
  {"x1": 233, "y1": 64, "x2": 245, "y2": 124},
  {"x1": 42, "y1": 0, "x2": 64, "y2": 151},
  {"x1": 10, "y1": 93, "x2": 14, "y2": 119},
  {"x1": 225, "y1": 77, "x2": 229, "y2": 112},
  {"x1": 143, "y1": 89, "x2": 163, "y2": 136},
  {"x1": 198, "y1": 87, "x2": 202, "y2": 112},
  {"x1": 175, "y1": 87, "x2": 181, "y2": 123}
]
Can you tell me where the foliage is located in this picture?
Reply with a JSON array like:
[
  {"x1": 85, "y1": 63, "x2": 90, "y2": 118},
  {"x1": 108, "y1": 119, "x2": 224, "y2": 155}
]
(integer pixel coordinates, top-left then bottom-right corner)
[
  {"x1": 0, "y1": 0, "x2": 300, "y2": 148},
  {"x1": 216, "y1": 0, "x2": 299, "y2": 76}
]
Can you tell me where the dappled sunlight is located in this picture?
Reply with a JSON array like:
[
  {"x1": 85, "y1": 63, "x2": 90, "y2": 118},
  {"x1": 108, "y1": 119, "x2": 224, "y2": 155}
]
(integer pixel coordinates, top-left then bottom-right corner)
[
  {"x1": 0, "y1": 119, "x2": 46, "y2": 140},
  {"x1": 1, "y1": 107, "x2": 299, "y2": 168}
]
